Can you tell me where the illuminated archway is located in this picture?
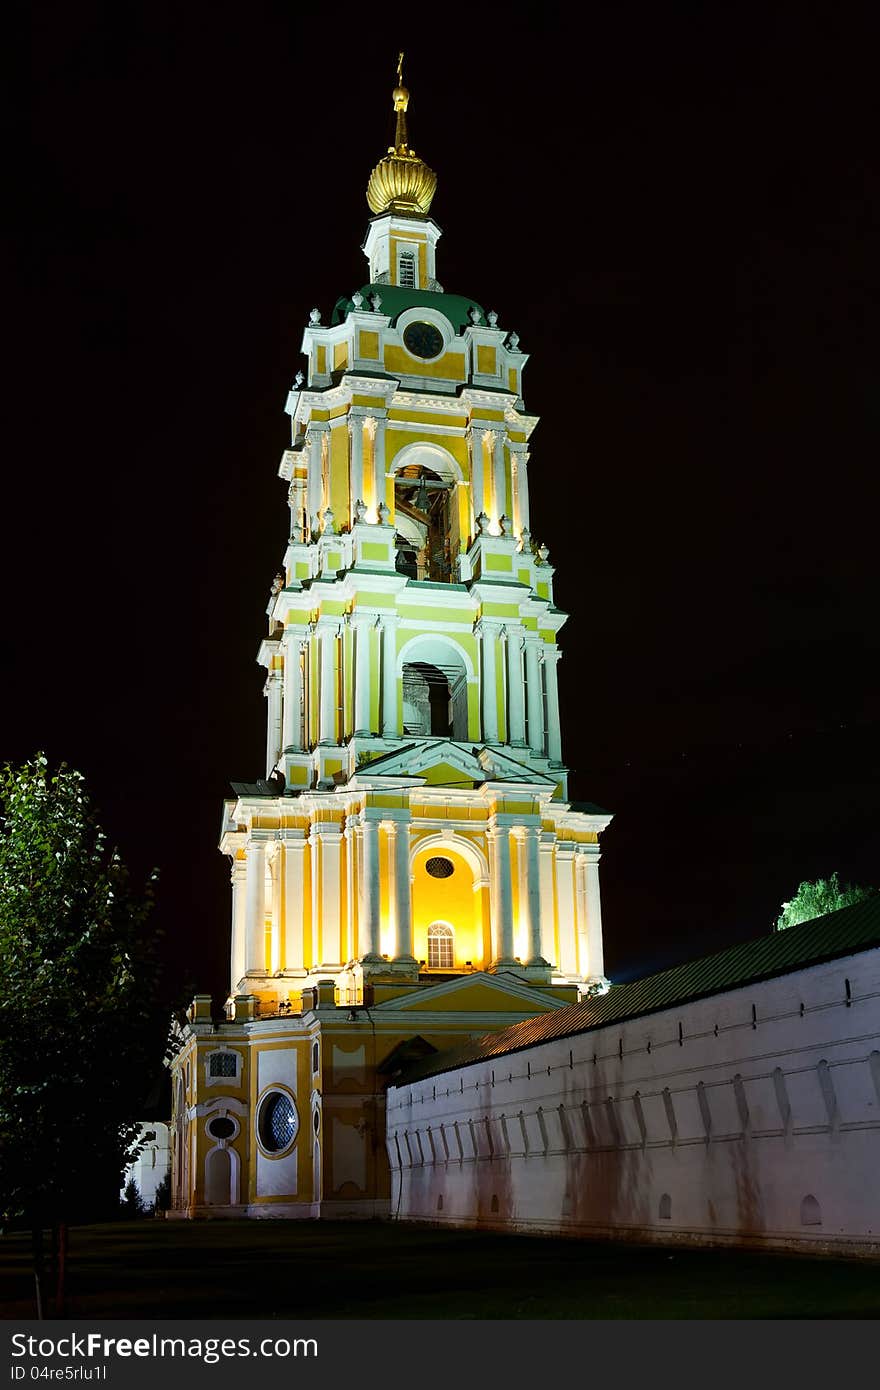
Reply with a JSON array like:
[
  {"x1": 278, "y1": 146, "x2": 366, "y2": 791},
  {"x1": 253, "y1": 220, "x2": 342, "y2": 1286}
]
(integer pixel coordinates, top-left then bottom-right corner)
[{"x1": 411, "y1": 836, "x2": 489, "y2": 969}]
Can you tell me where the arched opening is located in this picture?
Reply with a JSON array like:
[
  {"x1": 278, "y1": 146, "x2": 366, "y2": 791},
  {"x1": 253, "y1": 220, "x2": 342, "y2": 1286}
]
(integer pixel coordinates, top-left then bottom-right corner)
[
  {"x1": 428, "y1": 922, "x2": 454, "y2": 969},
  {"x1": 659, "y1": 1192, "x2": 672, "y2": 1221},
  {"x1": 400, "y1": 638, "x2": 469, "y2": 741},
  {"x1": 800, "y1": 1194, "x2": 822, "y2": 1226},
  {"x1": 205, "y1": 1147, "x2": 231, "y2": 1206},
  {"x1": 412, "y1": 840, "x2": 488, "y2": 971},
  {"x1": 394, "y1": 464, "x2": 454, "y2": 581},
  {"x1": 403, "y1": 661, "x2": 466, "y2": 738}
]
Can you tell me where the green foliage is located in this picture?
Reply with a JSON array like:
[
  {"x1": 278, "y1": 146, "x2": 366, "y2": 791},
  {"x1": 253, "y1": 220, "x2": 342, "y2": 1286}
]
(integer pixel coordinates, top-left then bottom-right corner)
[
  {"x1": 0, "y1": 754, "x2": 170, "y2": 1225},
  {"x1": 153, "y1": 1172, "x2": 171, "y2": 1212},
  {"x1": 120, "y1": 1178, "x2": 148, "y2": 1218},
  {"x1": 775, "y1": 872, "x2": 875, "y2": 931}
]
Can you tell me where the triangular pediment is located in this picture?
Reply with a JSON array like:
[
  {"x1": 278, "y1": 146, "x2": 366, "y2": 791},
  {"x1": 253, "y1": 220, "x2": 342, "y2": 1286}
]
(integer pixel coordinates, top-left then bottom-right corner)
[
  {"x1": 369, "y1": 970, "x2": 567, "y2": 1015},
  {"x1": 353, "y1": 740, "x2": 555, "y2": 789}
]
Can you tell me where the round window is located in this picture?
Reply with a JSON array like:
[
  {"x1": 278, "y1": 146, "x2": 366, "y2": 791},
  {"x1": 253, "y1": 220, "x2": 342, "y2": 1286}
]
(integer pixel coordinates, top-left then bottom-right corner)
[
  {"x1": 207, "y1": 1116, "x2": 236, "y2": 1141},
  {"x1": 258, "y1": 1092, "x2": 298, "y2": 1154},
  {"x1": 426, "y1": 856, "x2": 454, "y2": 879},
  {"x1": 313, "y1": 1108, "x2": 321, "y2": 1135}
]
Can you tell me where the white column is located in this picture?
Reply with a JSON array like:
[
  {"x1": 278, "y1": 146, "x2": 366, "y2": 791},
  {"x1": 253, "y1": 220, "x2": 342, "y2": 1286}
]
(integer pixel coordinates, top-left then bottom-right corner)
[
  {"x1": 381, "y1": 613, "x2": 400, "y2": 737},
  {"x1": 265, "y1": 670, "x2": 283, "y2": 775},
  {"x1": 468, "y1": 426, "x2": 486, "y2": 529},
  {"x1": 492, "y1": 431, "x2": 507, "y2": 527},
  {"x1": 507, "y1": 628, "x2": 525, "y2": 745},
  {"x1": 358, "y1": 819, "x2": 381, "y2": 959},
  {"x1": 269, "y1": 845, "x2": 283, "y2": 975},
  {"x1": 282, "y1": 630, "x2": 305, "y2": 752},
  {"x1": 538, "y1": 835, "x2": 556, "y2": 966},
  {"x1": 544, "y1": 647, "x2": 562, "y2": 763},
  {"x1": 307, "y1": 426, "x2": 325, "y2": 531},
  {"x1": 525, "y1": 639, "x2": 544, "y2": 755},
  {"x1": 555, "y1": 846, "x2": 578, "y2": 976},
  {"x1": 230, "y1": 858, "x2": 248, "y2": 992},
  {"x1": 349, "y1": 416, "x2": 364, "y2": 525},
  {"x1": 373, "y1": 416, "x2": 387, "y2": 520},
  {"x1": 583, "y1": 849, "x2": 605, "y2": 980},
  {"x1": 511, "y1": 444, "x2": 530, "y2": 534},
  {"x1": 391, "y1": 820, "x2": 414, "y2": 960},
  {"x1": 352, "y1": 612, "x2": 373, "y2": 735},
  {"x1": 343, "y1": 826, "x2": 354, "y2": 964},
  {"x1": 319, "y1": 826, "x2": 343, "y2": 966},
  {"x1": 488, "y1": 825, "x2": 514, "y2": 964},
  {"x1": 523, "y1": 826, "x2": 544, "y2": 964},
  {"x1": 310, "y1": 827, "x2": 321, "y2": 964},
  {"x1": 318, "y1": 621, "x2": 338, "y2": 744},
  {"x1": 363, "y1": 415, "x2": 377, "y2": 517},
  {"x1": 480, "y1": 622, "x2": 499, "y2": 744},
  {"x1": 244, "y1": 839, "x2": 266, "y2": 975},
  {"x1": 283, "y1": 835, "x2": 307, "y2": 971}
]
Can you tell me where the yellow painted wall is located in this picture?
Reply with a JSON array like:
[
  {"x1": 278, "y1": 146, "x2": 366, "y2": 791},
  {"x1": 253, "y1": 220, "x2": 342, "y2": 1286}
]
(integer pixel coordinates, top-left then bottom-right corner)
[
  {"x1": 330, "y1": 424, "x2": 349, "y2": 527},
  {"x1": 411, "y1": 844, "x2": 484, "y2": 968}
]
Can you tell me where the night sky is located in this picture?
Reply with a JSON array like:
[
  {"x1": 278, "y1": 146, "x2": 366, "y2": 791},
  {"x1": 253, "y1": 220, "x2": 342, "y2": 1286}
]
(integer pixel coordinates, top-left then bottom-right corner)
[{"x1": 8, "y1": 3, "x2": 879, "y2": 1006}]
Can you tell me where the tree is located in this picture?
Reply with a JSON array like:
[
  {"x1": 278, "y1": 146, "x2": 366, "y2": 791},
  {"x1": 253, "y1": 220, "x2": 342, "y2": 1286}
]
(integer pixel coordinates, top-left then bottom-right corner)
[
  {"x1": 120, "y1": 1178, "x2": 148, "y2": 1219},
  {"x1": 0, "y1": 755, "x2": 170, "y2": 1313},
  {"x1": 775, "y1": 872, "x2": 875, "y2": 930}
]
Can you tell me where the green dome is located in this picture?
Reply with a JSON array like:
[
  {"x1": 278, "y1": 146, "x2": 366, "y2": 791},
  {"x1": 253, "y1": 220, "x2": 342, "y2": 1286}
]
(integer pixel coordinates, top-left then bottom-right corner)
[{"x1": 331, "y1": 283, "x2": 485, "y2": 333}]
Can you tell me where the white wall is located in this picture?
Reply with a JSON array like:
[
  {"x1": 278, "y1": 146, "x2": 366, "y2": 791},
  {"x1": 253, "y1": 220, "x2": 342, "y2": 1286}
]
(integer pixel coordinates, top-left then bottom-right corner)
[
  {"x1": 387, "y1": 947, "x2": 880, "y2": 1254},
  {"x1": 122, "y1": 1122, "x2": 171, "y2": 1209}
]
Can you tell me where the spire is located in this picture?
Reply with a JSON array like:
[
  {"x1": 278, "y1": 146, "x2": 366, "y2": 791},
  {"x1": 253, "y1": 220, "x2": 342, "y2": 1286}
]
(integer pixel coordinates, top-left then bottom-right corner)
[
  {"x1": 366, "y1": 55, "x2": 437, "y2": 217},
  {"x1": 392, "y1": 51, "x2": 410, "y2": 154}
]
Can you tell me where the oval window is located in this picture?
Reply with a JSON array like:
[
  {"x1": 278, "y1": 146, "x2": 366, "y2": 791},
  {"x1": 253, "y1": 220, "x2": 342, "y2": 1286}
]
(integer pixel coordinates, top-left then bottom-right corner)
[
  {"x1": 426, "y1": 856, "x2": 454, "y2": 879},
  {"x1": 207, "y1": 1116, "x2": 236, "y2": 1141},
  {"x1": 258, "y1": 1092, "x2": 298, "y2": 1154}
]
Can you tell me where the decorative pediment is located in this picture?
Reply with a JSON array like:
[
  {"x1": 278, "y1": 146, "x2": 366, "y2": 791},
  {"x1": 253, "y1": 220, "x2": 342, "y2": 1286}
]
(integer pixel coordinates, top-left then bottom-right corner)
[
  {"x1": 369, "y1": 970, "x2": 567, "y2": 1015},
  {"x1": 352, "y1": 740, "x2": 555, "y2": 789}
]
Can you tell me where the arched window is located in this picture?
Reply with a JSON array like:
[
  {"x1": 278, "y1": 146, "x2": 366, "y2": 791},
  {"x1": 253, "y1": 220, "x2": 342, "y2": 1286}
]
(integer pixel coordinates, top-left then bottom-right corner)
[
  {"x1": 800, "y1": 1194, "x2": 822, "y2": 1226},
  {"x1": 398, "y1": 248, "x2": 417, "y2": 287},
  {"x1": 659, "y1": 1192, "x2": 672, "y2": 1221},
  {"x1": 428, "y1": 923, "x2": 454, "y2": 969}
]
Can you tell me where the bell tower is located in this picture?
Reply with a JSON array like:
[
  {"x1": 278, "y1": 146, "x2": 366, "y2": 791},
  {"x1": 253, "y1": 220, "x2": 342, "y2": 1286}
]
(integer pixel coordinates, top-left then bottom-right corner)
[{"x1": 219, "y1": 61, "x2": 613, "y2": 1011}]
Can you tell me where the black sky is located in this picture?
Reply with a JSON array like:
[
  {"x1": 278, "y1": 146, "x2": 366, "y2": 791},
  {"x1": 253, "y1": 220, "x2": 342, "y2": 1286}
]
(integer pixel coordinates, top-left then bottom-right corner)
[{"x1": 7, "y1": 2, "x2": 879, "y2": 1004}]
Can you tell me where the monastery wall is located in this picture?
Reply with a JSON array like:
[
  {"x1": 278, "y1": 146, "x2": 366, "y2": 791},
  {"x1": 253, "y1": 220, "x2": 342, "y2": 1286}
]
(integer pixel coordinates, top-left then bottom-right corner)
[{"x1": 386, "y1": 946, "x2": 880, "y2": 1254}]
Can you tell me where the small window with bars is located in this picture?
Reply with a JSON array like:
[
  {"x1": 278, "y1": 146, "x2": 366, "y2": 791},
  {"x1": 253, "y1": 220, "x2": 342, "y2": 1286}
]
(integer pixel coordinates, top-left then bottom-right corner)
[
  {"x1": 427, "y1": 922, "x2": 454, "y2": 969},
  {"x1": 208, "y1": 1051, "x2": 238, "y2": 1078},
  {"x1": 398, "y1": 249, "x2": 417, "y2": 287}
]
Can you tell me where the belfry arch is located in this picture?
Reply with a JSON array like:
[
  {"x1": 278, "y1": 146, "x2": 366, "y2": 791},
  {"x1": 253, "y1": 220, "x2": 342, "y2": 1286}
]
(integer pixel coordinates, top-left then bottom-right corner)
[
  {"x1": 398, "y1": 634, "x2": 471, "y2": 741},
  {"x1": 390, "y1": 443, "x2": 463, "y2": 581},
  {"x1": 411, "y1": 834, "x2": 490, "y2": 969}
]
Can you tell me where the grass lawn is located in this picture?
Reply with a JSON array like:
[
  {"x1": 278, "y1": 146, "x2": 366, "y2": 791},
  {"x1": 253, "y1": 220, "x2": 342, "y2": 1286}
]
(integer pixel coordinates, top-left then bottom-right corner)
[{"x1": 1, "y1": 1221, "x2": 878, "y2": 1320}]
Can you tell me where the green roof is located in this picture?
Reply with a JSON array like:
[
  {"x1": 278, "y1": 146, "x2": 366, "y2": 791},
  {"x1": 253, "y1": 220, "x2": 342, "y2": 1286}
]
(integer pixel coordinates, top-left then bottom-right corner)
[
  {"x1": 331, "y1": 284, "x2": 484, "y2": 332},
  {"x1": 397, "y1": 894, "x2": 880, "y2": 1085}
]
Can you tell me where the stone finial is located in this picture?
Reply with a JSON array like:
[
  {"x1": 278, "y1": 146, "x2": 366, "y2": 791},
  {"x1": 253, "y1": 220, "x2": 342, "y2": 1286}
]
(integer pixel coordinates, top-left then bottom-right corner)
[
  {"x1": 469, "y1": 306, "x2": 483, "y2": 325},
  {"x1": 322, "y1": 507, "x2": 335, "y2": 535},
  {"x1": 499, "y1": 513, "x2": 511, "y2": 535},
  {"x1": 508, "y1": 331, "x2": 520, "y2": 351},
  {"x1": 371, "y1": 292, "x2": 383, "y2": 312},
  {"x1": 309, "y1": 307, "x2": 321, "y2": 325},
  {"x1": 352, "y1": 290, "x2": 364, "y2": 309},
  {"x1": 538, "y1": 542, "x2": 550, "y2": 563},
  {"x1": 294, "y1": 370, "x2": 304, "y2": 388},
  {"x1": 518, "y1": 526, "x2": 531, "y2": 552},
  {"x1": 378, "y1": 502, "x2": 391, "y2": 525},
  {"x1": 476, "y1": 511, "x2": 490, "y2": 535},
  {"x1": 488, "y1": 309, "x2": 498, "y2": 327},
  {"x1": 355, "y1": 499, "x2": 367, "y2": 523},
  {"x1": 270, "y1": 571, "x2": 285, "y2": 596}
]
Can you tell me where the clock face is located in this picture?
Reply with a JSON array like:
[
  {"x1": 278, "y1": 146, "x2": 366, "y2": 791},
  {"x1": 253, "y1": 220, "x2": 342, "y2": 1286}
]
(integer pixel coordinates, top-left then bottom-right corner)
[{"x1": 402, "y1": 320, "x2": 444, "y2": 360}]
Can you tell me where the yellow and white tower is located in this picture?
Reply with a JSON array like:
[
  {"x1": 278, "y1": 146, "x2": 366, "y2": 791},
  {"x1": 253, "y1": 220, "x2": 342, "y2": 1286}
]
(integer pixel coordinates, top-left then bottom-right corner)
[{"x1": 170, "y1": 66, "x2": 613, "y2": 1219}]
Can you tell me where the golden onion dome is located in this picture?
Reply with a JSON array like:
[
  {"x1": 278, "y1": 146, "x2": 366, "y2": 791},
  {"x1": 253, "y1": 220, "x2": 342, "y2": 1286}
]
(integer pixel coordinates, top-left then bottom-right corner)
[{"x1": 366, "y1": 56, "x2": 437, "y2": 216}]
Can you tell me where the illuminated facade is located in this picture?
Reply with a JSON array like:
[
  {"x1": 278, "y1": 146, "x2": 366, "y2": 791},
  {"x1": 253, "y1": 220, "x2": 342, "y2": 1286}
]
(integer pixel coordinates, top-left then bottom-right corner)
[{"x1": 170, "y1": 65, "x2": 612, "y2": 1218}]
